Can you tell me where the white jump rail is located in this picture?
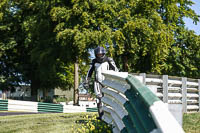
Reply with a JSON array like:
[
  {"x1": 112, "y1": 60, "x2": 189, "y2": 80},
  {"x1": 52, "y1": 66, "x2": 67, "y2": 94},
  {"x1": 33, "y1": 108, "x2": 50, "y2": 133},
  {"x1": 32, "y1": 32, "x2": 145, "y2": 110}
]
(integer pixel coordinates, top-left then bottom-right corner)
[
  {"x1": 101, "y1": 71, "x2": 185, "y2": 133},
  {"x1": 0, "y1": 100, "x2": 95, "y2": 113},
  {"x1": 8, "y1": 100, "x2": 38, "y2": 112}
]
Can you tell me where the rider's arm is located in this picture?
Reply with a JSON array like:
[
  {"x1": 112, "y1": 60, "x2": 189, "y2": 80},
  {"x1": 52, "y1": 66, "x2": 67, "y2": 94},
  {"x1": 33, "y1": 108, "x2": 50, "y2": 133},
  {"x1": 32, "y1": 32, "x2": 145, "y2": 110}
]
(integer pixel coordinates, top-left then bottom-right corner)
[
  {"x1": 86, "y1": 59, "x2": 95, "y2": 81},
  {"x1": 108, "y1": 57, "x2": 119, "y2": 72}
]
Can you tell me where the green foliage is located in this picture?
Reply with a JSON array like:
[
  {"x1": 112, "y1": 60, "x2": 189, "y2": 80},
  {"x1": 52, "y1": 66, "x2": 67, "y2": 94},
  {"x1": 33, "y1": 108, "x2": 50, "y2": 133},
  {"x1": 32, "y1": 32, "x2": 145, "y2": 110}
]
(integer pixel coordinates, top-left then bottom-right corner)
[
  {"x1": 42, "y1": 96, "x2": 53, "y2": 103},
  {"x1": 0, "y1": 0, "x2": 199, "y2": 95},
  {"x1": 0, "y1": 1, "x2": 76, "y2": 93},
  {"x1": 157, "y1": 0, "x2": 200, "y2": 78},
  {"x1": 53, "y1": 96, "x2": 67, "y2": 103},
  {"x1": 162, "y1": 28, "x2": 200, "y2": 78},
  {"x1": 73, "y1": 114, "x2": 112, "y2": 133},
  {"x1": 49, "y1": 0, "x2": 175, "y2": 74}
]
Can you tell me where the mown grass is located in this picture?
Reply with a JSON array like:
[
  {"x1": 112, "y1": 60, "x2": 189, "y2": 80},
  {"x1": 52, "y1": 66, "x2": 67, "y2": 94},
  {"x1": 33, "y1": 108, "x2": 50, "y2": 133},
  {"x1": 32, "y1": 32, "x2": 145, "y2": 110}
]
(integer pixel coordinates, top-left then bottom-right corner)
[
  {"x1": 0, "y1": 112, "x2": 103, "y2": 133},
  {"x1": 183, "y1": 113, "x2": 200, "y2": 133},
  {"x1": 0, "y1": 112, "x2": 199, "y2": 133}
]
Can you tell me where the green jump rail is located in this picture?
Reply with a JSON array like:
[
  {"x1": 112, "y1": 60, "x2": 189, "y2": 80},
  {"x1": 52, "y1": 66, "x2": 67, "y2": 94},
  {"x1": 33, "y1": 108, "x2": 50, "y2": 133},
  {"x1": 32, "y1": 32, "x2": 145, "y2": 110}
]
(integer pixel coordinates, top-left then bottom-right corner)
[
  {"x1": 123, "y1": 75, "x2": 159, "y2": 133},
  {"x1": 0, "y1": 100, "x2": 8, "y2": 111},
  {"x1": 86, "y1": 107, "x2": 98, "y2": 112},
  {"x1": 38, "y1": 102, "x2": 63, "y2": 113}
]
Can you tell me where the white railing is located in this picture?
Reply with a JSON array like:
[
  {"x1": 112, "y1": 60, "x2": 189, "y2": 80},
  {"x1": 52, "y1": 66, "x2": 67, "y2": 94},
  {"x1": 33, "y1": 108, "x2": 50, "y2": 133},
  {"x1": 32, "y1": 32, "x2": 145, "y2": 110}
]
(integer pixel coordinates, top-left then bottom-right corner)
[{"x1": 137, "y1": 73, "x2": 200, "y2": 112}]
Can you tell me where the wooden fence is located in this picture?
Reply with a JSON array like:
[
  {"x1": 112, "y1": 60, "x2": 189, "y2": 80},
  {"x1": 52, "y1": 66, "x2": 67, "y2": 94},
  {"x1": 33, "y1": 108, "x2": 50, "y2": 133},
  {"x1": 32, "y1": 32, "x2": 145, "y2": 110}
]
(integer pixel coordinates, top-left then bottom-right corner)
[{"x1": 136, "y1": 73, "x2": 200, "y2": 113}]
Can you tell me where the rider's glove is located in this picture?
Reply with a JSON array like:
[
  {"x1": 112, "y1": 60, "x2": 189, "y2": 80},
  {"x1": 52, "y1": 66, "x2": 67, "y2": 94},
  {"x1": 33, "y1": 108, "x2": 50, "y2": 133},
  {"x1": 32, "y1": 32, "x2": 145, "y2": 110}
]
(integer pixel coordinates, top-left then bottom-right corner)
[{"x1": 84, "y1": 77, "x2": 91, "y2": 89}]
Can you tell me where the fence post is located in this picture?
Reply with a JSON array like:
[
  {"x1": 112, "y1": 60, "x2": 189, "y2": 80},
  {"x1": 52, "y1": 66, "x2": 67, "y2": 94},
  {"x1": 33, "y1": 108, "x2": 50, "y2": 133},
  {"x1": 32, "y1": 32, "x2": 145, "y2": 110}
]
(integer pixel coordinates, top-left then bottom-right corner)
[
  {"x1": 198, "y1": 79, "x2": 200, "y2": 112},
  {"x1": 182, "y1": 77, "x2": 187, "y2": 113},
  {"x1": 139, "y1": 73, "x2": 146, "y2": 85},
  {"x1": 162, "y1": 75, "x2": 168, "y2": 103}
]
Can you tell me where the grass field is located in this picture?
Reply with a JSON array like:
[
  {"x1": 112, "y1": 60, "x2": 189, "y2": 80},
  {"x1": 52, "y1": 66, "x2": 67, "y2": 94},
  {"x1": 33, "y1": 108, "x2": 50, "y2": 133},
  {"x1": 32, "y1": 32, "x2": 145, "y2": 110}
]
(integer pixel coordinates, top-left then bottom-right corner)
[
  {"x1": 0, "y1": 112, "x2": 99, "y2": 133},
  {"x1": 0, "y1": 112, "x2": 199, "y2": 133},
  {"x1": 183, "y1": 113, "x2": 200, "y2": 133}
]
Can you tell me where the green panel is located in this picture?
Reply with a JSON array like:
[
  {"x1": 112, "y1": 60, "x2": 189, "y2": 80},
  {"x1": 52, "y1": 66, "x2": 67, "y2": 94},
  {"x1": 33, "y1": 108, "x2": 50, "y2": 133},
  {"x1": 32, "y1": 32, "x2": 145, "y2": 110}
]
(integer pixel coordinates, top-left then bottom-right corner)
[
  {"x1": 0, "y1": 100, "x2": 8, "y2": 111},
  {"x1": 126, "y1": 75, "x2": 160, "y2": 107},
  {"x1": 122, "y1": 115, "x2": 137, "y2": 133},
  {"x1": 124, "y1": 99, "x2": 147, "y2": 133},
  {"x1": 123, "y1": 75, "x2": 159, "y2": 132},
  {"x1": 86, "y1": 107, "x2": 98, "y2": 110},
  {"x1": 120, "y1": 127, "x2": 128, "y2": 133},
  {"x1": 38, "y1": 107, "x2": 63, "y2": 111},
  {"x1": 86, "y1": 107, "x2": 98, "y2": 112},
  {"x1": 0, "y1": 105, "x2": 8, "y2": 107},
  {"x1": 38, "y1": 102, "x2": 63, "y2": 113},
  {"x1": 125, "y1": 89, "x2": 157, "y2": 132},
  {"x1": 86, "y1": 110, "x2": 97, "y2": 112},
  {"x1": 38, "y1": 102, "x2": 63, "y2": 107},
  {"x1": 0, "y1": 108, "x2": 8, "y2": 111},
  {"x1": 123, "y1": 101, "x2": 145, "y2": 133},
  {"x1": 38, "y1": 106, "x2": 63, "y2": 109},
  {"x1": 38, "y1": 109, "x2": 63, "y2": 112},
  {"x1": 0, "y1": 102, "x2": 8, "y2": 105},
  {"x1": 38, "y1": 109, "x2": 63, "y2": 113},
  {"x1": 0, "y1": 100, "x2": 8, "y2": 103}
]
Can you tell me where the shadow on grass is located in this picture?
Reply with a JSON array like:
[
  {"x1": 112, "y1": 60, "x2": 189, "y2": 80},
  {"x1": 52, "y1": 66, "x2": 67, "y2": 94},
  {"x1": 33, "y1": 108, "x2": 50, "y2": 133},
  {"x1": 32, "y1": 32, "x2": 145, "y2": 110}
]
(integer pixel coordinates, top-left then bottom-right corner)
[
  {"x1": 59, "y1": 115, "x2": 74, "y2": 119},
  {"x1": 75, "y1": 119, "x2": 96, "y2": 124}
]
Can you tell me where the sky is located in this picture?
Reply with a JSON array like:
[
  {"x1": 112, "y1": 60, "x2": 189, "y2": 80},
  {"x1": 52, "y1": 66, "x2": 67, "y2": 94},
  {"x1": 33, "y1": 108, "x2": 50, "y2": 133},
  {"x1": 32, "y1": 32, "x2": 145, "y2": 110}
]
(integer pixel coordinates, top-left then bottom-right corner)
[{"x1": 183, "y1": 0, "x2": 200, "y2": 35}]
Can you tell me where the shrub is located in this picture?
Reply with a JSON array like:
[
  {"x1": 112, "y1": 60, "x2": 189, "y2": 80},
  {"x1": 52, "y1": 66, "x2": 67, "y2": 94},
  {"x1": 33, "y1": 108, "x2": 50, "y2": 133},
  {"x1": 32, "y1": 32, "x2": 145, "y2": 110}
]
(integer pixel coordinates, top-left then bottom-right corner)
[{"x1": 72, "y1": 114, "x2": 112, "y2": 133}]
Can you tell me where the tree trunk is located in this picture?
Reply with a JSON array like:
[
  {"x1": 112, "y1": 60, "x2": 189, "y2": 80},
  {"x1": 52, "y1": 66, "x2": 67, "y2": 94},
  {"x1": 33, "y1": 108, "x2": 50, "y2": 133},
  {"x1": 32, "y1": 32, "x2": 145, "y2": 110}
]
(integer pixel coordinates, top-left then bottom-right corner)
[
  {"x1": 123, "y1": 55, "x2": 129, "y2": 72},
  {"x1": 2, "y1": 91, "x2": 7, "y2": 100},
  {"x1": 43, "y1": 88, "x2": 48, "y2": 102},
  {"x1": 31, "y1": 79, "x2": 39, "y2": 101},
  {"x1": 73, "y1": 59, "x2": 79, "y2": 105}
]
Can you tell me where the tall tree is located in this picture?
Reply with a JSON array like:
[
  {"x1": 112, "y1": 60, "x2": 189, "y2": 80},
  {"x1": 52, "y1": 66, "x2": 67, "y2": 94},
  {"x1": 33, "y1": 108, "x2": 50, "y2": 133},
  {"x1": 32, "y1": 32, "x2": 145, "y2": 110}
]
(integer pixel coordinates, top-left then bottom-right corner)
[
  {"x1": 158, "y1": 0, "x2": 200, "y2": 78},
  {"x1": 0, "y1": 1, "x2": 77, "y2": 101},
  {"x1": 0, "y1": 0, "x2": 199, "y2": 102},
  {"x1": 0, "y1": 0, "x2": 20, "y2": 91},
  {"x1": 49, "y1": 0, "x2": 115, "y2": 104},
  {"x1": 162, "y1": 28, "x2": 200, "y2": 78},
  {"x1": 50, "y1": 1, "x2": 173, "y2": 73}
]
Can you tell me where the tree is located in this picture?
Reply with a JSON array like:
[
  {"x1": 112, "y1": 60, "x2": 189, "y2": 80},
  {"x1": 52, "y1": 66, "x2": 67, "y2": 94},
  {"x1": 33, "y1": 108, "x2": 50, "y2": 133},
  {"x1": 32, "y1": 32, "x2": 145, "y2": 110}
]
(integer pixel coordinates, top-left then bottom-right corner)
[
  {"x1": 158, "y1": 0, "x2": 200, "y2": 78},
  {"x1": 0, "y1": 0, "x2": 199, "y2": 102},
  {"x1": 49, "y1": 0, "x2": 115, "y2": 104},
  {"x1": 0, "y1": 0, "x2": 21, "y2": 91},
  {"x1": 48, "y1": 0, "x2": 174, "y2": 103},
  {"x1": 162, "y1": 28, "x2": 200, "y2": 78},
  {"x1": 0, "y1": 1, "x2": 77, "y2": 101}
]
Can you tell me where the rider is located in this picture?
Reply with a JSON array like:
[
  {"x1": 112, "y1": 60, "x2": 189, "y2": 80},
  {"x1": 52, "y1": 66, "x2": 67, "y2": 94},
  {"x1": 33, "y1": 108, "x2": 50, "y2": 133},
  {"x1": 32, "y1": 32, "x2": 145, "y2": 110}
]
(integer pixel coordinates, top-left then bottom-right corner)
[{"x1": 86, "y1": 46, "x2": 118, "y2": 119}]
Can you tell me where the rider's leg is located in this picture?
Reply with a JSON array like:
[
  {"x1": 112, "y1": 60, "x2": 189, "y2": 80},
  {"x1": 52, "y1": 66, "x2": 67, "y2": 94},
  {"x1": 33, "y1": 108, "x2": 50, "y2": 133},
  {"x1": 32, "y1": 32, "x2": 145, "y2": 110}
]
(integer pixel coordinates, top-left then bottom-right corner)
[{"x1": 94, "y1": 81, "x2": 104, "y2": 119}]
